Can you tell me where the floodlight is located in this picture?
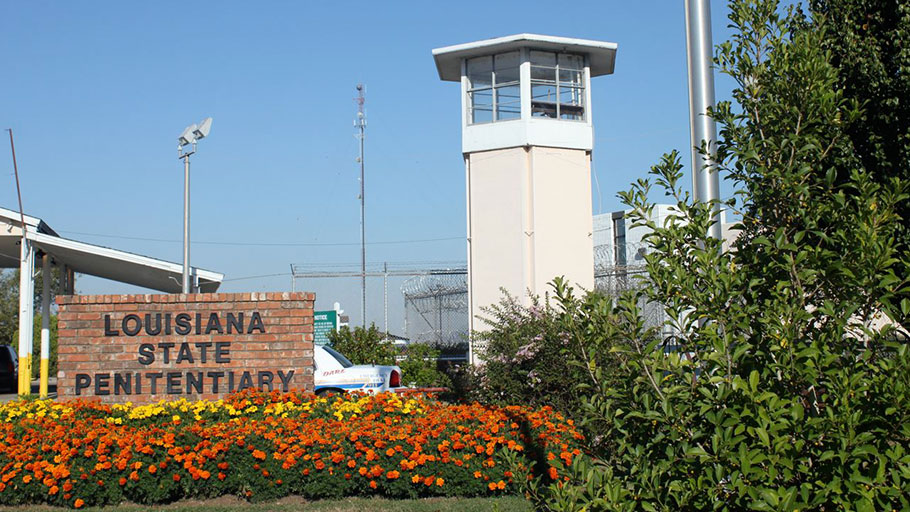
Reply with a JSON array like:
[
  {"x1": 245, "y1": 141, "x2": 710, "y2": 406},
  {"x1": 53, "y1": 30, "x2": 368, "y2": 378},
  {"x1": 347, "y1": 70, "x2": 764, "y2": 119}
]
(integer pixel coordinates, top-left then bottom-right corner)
[
  {"x1": 178, "y1": 124, "x2": 197, "y2": 146},
  {"x1": 193, "y1": 117, "x2": 212, "y2": 140}
]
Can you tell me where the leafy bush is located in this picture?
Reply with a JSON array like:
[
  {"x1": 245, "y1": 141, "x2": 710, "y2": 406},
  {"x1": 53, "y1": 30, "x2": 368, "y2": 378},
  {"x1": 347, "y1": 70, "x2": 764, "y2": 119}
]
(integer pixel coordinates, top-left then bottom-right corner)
[
  {"x1": 0, "y1": 391, "x2": 582, "y2": 508},
  {"x1": 328, "y1": 324, "x2": 451, "y2": 388},
  {"x1": 397, "y1": 342, "x2": 452, "y2": 389},
  {"x1": 515, "y1": 1, "x2": 910, "y2": 510},
  {"x1": 469, "y1": 291, "x2": 626, "y2": 425},
  {"x1": 328, "y1": 324, "x2": 397, "y2": 366}
]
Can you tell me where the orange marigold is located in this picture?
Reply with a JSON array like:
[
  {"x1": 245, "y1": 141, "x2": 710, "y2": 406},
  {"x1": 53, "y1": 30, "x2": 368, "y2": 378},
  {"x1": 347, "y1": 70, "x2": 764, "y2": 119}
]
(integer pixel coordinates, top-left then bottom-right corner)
[
  {"x1": 74, "y1": 499, "x2": 84, "y2": 508},
  {"x1": 369, "y1": 480, "x2": 377, "y2": 489},
  {"x1": 386, "y1": 470, "x2": 399, "y2": 480}
]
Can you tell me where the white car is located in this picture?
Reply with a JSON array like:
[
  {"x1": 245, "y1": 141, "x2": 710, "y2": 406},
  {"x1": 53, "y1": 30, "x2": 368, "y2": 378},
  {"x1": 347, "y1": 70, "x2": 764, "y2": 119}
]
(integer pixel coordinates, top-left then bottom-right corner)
[{"x1": 314, "y1": 345, "x2": 402, "y2": 395}]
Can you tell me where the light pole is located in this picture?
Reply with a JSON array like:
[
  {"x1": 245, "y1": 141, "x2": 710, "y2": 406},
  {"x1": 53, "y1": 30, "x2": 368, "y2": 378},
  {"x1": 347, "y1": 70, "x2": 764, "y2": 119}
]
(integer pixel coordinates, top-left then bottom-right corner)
[
  {"x1": 685, "y1": 0, "x2": 723, "y2": 240},
  {"x1": 355, "y1": 84, "x2": 366, "y2": 328},
  {"x1": 177, "y1": 117, "x2": 212, "y2": 293}
]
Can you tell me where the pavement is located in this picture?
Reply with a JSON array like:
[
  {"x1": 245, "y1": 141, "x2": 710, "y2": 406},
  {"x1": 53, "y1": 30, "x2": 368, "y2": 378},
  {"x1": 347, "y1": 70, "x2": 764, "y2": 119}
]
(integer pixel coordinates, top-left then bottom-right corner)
[{"x1": 0, "y1": 377, "x2": 57, "y2": 402}]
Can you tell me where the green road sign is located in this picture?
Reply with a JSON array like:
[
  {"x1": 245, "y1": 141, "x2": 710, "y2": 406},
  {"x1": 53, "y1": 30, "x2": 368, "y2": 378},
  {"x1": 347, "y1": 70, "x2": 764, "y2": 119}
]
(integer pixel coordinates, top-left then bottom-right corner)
[{"x1": 313, "y1": 310, "x2": 337, "y2": 346}]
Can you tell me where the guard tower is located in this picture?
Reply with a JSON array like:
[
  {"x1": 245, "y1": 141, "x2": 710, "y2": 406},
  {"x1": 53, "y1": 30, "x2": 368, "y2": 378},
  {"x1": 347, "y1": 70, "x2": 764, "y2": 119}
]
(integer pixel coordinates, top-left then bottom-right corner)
[{"x1": 433, "y1": 34, "x2": 617, "y2": 359}]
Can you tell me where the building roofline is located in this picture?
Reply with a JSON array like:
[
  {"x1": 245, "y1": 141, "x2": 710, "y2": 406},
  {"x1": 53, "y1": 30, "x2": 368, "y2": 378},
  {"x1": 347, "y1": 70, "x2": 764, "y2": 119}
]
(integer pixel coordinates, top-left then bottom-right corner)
[{"x1": 433, "y1": 33, "x2": 618, "y2": 81}]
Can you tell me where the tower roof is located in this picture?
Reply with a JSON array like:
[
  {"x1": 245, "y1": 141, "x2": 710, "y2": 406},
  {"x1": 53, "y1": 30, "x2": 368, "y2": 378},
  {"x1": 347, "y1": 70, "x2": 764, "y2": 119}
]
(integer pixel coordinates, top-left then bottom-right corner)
[{"x1": 432, "y1": 33, "x2": 618, "y2": 82}]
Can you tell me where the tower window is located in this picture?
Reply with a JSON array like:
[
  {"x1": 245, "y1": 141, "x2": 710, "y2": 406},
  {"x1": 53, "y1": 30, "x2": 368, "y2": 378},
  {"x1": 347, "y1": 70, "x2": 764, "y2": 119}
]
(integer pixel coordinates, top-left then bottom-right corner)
[
  {"x1": 613, "y1": 215, "x2": 626, "y2": 266},
  {"x1": 466, "y1": 52, "x2": 520, "y2": 124},
  {"x1": 530, "y1": 51, "x2": 585, "y2": 121}
]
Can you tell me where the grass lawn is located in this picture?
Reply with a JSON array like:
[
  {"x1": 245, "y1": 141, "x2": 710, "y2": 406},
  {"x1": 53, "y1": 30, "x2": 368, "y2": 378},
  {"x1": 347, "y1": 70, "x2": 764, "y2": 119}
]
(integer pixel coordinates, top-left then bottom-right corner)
[{"x1": 0, "y1": 496, "x2": 532, "y2": 512}]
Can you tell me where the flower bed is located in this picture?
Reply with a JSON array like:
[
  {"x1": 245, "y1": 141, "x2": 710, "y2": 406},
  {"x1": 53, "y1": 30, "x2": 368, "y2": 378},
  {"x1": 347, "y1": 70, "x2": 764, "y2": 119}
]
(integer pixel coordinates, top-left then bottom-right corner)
[{"x1": 0, "y1": 390, "x2": 582, "y2": 509}]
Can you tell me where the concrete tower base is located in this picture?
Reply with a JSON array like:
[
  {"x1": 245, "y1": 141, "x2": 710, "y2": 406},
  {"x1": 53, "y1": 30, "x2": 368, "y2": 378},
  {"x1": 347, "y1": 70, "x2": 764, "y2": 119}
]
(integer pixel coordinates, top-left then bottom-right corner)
[{"x1": 465, "y1": 145, "x2": 594, "y2": 335}]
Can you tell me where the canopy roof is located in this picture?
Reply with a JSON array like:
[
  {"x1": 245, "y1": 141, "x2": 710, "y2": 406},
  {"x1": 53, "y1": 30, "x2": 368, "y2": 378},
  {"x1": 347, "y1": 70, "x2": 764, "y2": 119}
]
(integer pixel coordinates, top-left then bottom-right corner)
[
  {"x1": 0, "y1": 206, "x2": 223, "y2": 293},
  {"x1": 432, "y1": 33, "x2": 618, "y2": 82}
]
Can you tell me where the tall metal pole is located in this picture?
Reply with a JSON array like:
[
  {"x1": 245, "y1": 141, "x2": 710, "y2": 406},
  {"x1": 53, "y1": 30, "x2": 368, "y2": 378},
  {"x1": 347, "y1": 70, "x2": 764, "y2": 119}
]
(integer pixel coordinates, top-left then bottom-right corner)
[
  {"x1": 685, "y1": 0, "x2": 723, "y2": 240},
  {"x1": 182, "y1": 150, "x2": 192, "y2": 293},
  {"x1": 383, "y1": 262, "x2": 388, "y2": 335},
  {"x1": 8, "y1": 129, "x2": 33, "y2": 395},
  {"x1": 356, "y1": 84, "x2": 367, "y2": 327}
]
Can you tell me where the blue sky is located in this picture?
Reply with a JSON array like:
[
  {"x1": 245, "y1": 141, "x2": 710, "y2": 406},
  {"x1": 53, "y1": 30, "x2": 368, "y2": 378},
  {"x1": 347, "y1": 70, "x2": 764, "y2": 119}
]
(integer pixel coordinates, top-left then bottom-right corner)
[{"x1": 2, "y1": 1, "x2": 739, "y2": 330}]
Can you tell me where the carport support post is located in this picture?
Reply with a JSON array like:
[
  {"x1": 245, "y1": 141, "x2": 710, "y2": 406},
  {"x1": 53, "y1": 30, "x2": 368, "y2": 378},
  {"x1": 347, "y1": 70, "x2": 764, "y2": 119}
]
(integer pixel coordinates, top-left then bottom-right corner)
[
  {"x1": 17, "y1": 239, "x2": 34, "y2": 395},
  {"x1": 65, "y1": 266, "x2": 75, "y2": 295},
  {"x1": 39, "y1": 254, "x2": 50, "y2": 398}
]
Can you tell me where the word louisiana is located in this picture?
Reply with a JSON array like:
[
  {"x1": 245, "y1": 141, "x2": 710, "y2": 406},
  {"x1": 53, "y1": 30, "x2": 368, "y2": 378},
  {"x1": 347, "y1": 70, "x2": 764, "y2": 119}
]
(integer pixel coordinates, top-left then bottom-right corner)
[{"x1": 104, "y1": 311, "x2": 266, "y2": 336}]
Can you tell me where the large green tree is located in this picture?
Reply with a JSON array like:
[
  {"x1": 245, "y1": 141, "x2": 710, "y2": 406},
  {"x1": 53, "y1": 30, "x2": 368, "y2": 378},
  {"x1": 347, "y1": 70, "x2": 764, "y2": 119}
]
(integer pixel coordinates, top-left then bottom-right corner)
[
  {"x1": 0, "y1": 267, "x2": 63, "y2": 378},
  {"x1": 0, "y1": 271, "x2": 18, "y2": 347},
  {"x1": 519, "y1": 0, "x2": 909, "y2": 509},
  {"x1": 810, "y1": 0, "x2": 910, "y2": 327},
  {"x1": 0, "y1": 267, "x2": 62, "y2": 344}
]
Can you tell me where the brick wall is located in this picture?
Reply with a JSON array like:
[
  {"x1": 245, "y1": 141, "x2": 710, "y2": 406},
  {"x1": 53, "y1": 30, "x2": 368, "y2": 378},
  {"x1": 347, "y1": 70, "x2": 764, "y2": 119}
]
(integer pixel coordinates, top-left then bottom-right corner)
[{"x1": 57, "y1": 292, "x2": 314, "y2": 403}]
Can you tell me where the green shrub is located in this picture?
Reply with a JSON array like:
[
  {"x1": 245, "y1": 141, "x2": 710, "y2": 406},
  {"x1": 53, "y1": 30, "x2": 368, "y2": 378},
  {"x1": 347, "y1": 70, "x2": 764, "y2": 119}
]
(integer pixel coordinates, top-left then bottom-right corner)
[
  {"x1": 328, "y1": 324, "x2": 451, "y2": 388},
  {"x1": 328, "y1": 324, "x2": 396, "y2": 366},
  {"x1": 517, "y1": 0, "x2": 910, "y2": 510},
  {"x1": 469, "y1": 290, "x2": 630, "y2": 434},
  {"x1": 398, "y1": 342, "x2": 452, "y2": 389},
  {"x1": 470, "y1": 293, "x2": 568, "y2": 408}
]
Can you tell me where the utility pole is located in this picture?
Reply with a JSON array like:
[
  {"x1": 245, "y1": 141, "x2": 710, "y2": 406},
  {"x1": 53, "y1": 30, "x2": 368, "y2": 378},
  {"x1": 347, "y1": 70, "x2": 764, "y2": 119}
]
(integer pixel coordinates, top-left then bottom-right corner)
[
  {"x1": 383, "y1": 262, "x2": 388, "y2": 335},
  {"x1": 685, "y1": 0, "x2": 723, "y2": 240},
  {"x1": 355, "y1": 84, "x2": 367, "y2": 327}
]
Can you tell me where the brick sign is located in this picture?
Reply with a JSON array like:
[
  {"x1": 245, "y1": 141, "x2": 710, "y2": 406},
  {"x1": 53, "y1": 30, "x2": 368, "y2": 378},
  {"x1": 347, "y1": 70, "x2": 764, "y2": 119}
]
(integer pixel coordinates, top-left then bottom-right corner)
[{"x1": 57, "y1": 292, "x2": 314, "y2": 403}]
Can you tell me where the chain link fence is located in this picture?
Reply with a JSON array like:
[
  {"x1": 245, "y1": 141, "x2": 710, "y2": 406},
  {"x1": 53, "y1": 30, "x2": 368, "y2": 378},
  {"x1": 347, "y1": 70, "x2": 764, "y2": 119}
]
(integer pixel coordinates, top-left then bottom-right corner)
[
  {"x1": 594, "y1": 241, "x2": 675, "y2": 340},
  {"x1": 402, "y1": 273, "x2": 469, "y2": 358}
]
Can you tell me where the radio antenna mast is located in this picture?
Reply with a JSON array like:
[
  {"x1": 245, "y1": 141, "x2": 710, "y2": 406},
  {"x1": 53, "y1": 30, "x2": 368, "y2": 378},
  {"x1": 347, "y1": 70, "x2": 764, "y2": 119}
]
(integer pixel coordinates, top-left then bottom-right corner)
[{"x1": 355, "y1": 84, "x2": 367, "y2": 328}]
